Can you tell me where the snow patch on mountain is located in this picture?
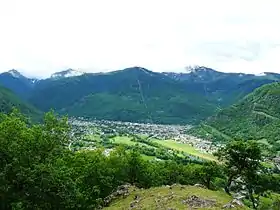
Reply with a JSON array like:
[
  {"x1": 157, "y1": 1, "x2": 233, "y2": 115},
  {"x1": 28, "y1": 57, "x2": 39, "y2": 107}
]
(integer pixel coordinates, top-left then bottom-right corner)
[
  {"x1": 8, "y1": 69, "x2": 23, "y2": 78},
  {"x1": 51, "y1": 69, "x2": 84, "y2": 79},
  {"x1": 184, "y1": 65, "x2": 201, "y2": 73},
  {"x1": 254, "y1": 72, "x2": 266, "y2": 77}
]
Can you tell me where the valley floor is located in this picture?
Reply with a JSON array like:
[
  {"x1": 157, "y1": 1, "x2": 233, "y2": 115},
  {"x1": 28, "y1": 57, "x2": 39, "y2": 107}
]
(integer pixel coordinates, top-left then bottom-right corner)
[{"x1": 71, "y1": 118, "x2": 217, "y2": 161}]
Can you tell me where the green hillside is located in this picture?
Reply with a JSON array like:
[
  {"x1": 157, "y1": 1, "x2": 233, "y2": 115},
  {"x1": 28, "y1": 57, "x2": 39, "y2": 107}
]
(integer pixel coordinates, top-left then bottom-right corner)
[
  {"x1": 30, "y1": 68, "x2": 216, "y2": 124},
  {"x1": 166, "y1": 68, "x2": 280, "y2": 107},
  {"x1": 0, "y1": 86, "x2": 40, "y2": 119},
  {"x1": 189, "y1": 82, "x2": 280, "y2": 152},
  {"x1": 104, "y1": 185, "x2": 248, "y2": 210}
]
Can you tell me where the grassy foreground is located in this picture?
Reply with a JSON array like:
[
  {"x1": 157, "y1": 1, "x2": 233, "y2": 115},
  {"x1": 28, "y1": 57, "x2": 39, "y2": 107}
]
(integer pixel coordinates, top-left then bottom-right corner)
[{"x1": 104, "y1": 185, "x2": 248, "y2": 210}]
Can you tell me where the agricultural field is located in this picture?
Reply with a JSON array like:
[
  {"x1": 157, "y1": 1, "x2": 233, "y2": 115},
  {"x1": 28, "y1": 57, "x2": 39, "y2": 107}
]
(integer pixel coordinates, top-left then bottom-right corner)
[
  {"x1": 152, "y1": 139, "x2": 216, "y2": 161},
  {"x1": 78, "y1": 133, "x2": 214, "y2": 162}
]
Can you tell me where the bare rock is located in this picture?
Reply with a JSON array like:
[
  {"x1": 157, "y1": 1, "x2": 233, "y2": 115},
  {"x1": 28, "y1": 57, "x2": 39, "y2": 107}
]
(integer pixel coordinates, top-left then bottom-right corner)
[
  {"x1": 231, "y1": 199, "x2": 244, "y2": 206},
  {"x1": 223, "y1": 199, "x2": 244, "y2": 209},
  {"x1": 171, "y1": 184, "x2": 177, "y2": 188},
  {"x1": 233, "y1": 192, "x2": 246, "y2": 200},
  {"x1": 194, "y1": 183, "x2": 207, "y2": 189},
  {"x1": 134, "y1": 195, "x2": 140, "y2": 200},
  {"x1": 104, "y1": 184, "x2": 132, "y2": 206},
  {"x1": 182, "y1": 195, "x2": 216, "y2": 208},
  {"x1": 223, "y1": 203, "x2": 235, "y2": 209},
  {"x1": 130, "y1": 200, "x2": 139, "y2": 209}
]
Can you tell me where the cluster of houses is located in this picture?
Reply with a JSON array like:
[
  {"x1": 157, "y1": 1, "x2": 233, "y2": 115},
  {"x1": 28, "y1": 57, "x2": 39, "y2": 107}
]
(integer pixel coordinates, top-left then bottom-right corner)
[{"x1": 69, "y1": 117, "x2": 218, "y2": 155}]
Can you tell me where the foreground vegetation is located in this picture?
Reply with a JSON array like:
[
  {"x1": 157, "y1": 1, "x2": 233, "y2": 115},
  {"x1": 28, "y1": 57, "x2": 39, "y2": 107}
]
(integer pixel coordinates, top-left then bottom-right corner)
[{"x1": 1, "y1": 110, "x2": 280, "y2": 209}]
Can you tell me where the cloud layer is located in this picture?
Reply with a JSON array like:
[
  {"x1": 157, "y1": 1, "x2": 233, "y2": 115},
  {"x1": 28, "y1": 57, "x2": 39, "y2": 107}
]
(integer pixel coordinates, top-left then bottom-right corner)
[{"x1": 0, "y1": 0, "x2": 280, "y2": 78}]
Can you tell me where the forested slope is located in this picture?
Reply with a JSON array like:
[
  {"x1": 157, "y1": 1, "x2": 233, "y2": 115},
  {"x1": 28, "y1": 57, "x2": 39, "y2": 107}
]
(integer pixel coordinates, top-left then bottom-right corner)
[
  {"x1": 189, "y1": 82, "x2": 280, "y2": 152},
  {"x1": 0, "y1": 86, "x2": 40, "y2": 119}
]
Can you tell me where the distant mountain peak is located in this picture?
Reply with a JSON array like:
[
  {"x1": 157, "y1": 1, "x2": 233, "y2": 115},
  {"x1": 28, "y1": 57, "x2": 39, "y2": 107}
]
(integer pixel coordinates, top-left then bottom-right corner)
[
  {"x1": 7, "y1": 69, "x2": 24, "y2": 78},
  {"x1": 185, "y1": 65, "x2": 201, "y2": 73},
  {"x1": 123, "y1": 66, "x2": 150, "y2": 72},
  {"x1": 120, "y1": 66, "x2": 156, "y2": 76},
  {"x1": 51, "y1": 69, "x2": 84, "y2": 79},
  {"x1": 184, "y1": 66, "x2": 217, "y2": 74},
  {"x1": 254, "y1": 72, "x2": 267, "y2": 77}
]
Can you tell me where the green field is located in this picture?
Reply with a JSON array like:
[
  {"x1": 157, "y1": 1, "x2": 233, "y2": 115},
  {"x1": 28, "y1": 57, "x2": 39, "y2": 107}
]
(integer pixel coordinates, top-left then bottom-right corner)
[
  {"x1": 153, "y1": 139, "x2": 216, "y2": 161},
  {"x1": 87, "y1": 134, "x2": 101, "y2": 142},
  {"x1": 111, "y1": 136, "x2": 154, "y2": 148},
  {"x1": 87, "y1": 134, "x2": 216, "y2": 162},
  {"x1": 141, "y1": 154, "x2": 156, "y2": 161},
  {"x1": 112, "y1": 136, "x2": 137, "y2": 145}
]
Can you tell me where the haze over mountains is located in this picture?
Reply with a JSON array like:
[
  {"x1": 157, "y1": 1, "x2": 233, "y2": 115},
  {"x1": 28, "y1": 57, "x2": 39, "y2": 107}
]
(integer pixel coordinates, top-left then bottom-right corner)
[{"x1": 0, "y1": 66, "x2": 280, "y2": 125}]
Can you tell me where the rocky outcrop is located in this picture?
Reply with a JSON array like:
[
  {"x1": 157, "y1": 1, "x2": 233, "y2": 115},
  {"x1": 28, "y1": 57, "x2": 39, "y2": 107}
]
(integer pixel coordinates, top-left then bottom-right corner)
[
  {"x1": 194, "y1": 183, "x2": 207, "y2": 189},
  {"x1": 223, "y1": 199, "x2": 244, "y2": 209},
  {"x1": 182, "y1": 195, "x2": 216, "y2": 208},
  {"x1": 104, "y1": 184, "x2": 132, "y2": 206}
]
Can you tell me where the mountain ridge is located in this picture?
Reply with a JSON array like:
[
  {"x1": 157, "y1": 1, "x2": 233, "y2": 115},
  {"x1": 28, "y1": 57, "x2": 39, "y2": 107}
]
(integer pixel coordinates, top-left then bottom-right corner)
[
  {"x1": 2, "y1": 65, "x2": 280, "y2": 80},
  {"x1": 0, "y1": 70, "x2": 37, "y2": 99},
  {"x1": 30, "y1": 67, "x2": 216, "y2": 124},
  {"x1": 1, "y1": 66, "x2": 280, "y2": 125}
]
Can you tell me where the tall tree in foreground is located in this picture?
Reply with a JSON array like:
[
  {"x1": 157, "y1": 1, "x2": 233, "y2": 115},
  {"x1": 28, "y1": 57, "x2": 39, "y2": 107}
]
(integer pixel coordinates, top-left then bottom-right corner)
[
  {"x1": 0, "y1": 109, "x2": 71, "y2": 209},
  {"x1": 215, "y1": 140, "x2": 263, "y2": 209},
  {"x1": 199, "y1": 161, "x2": 222, "y2": 189}
]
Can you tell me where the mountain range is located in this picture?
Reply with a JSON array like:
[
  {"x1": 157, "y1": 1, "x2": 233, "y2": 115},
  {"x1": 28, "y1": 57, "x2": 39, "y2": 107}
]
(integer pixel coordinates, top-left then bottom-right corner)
[{"x1": 0, "y1": 66, "x2": 280, "y2": 125}]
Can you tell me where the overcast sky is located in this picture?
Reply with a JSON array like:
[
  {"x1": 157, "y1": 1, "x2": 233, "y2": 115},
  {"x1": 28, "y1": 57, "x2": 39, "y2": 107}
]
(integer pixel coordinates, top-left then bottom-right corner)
[{"x1": 0, "y1": 0, "x2": 280, "y2": 78}]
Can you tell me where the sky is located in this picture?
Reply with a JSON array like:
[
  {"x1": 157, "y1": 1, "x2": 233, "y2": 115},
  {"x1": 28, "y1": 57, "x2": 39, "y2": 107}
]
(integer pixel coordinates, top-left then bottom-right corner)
[{"x1": 0, "y1": 0, "x2": 280, "y2": 78}]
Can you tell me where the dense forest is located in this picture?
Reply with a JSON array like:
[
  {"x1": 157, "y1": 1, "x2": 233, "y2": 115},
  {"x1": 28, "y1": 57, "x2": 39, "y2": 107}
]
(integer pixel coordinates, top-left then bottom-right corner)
[{"x1": 1, "y1": 110, "x2": 280, "y2": 209}]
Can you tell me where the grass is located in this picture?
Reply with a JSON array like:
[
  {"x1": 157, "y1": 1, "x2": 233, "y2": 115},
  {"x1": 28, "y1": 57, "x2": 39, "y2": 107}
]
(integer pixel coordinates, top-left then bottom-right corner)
[
  {"x1": 153, "y1": 139, "x2": 216, "y2": 161},
  {"x1": 86, "y1": 134, "x2": 101, "y2": 142},
  {"x1": 111, "y1": 136, "x2": 154, "y2": 148},
  {"x1": 257, "y1": 139, "x2": 270, "y2": 146},
  {"x1": 112, "y1": 136, "x2": 137, "y2": 146},
  {"x1": 262, "y1": 161, "x2": 275, "y2": 169},
  {"x1": 141, "y1": 154, "x2": 156, "y2": 161},
  {"x1": 105, "y1": 184, "x2": 248, "y2": 210},
  {"x1": 112, "y1": 136, "x2": 157, "y2": 160},
  {"x1": 87, "y1": 134, "x2": 216, "y2": 162}
]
